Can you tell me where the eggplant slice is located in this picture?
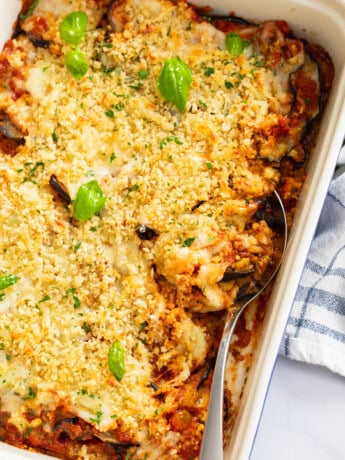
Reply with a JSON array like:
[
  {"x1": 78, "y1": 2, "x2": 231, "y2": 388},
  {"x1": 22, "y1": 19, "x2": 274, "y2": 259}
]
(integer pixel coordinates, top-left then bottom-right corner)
[
  {"x1": 93, "y1": 431, "x2": 140, "y2": 448},
  {"x1": 0, "y1": 113, "x2": 25, "y2": 156},
  {"x1": 108, "y1": 0, "x2": 127, "y2": 33},
  {"x1": 49, "y1": 174, "x2": 72, "y2": 205},
  {"x1": 220, "y1": 268, "x2": 255, "y2": 282},
  {"x1": 15, "y1": 0, "x2": 52, "y2": 48},
  {"x1": 136, "y1": 224, "x2": 158, "y2": 241}
]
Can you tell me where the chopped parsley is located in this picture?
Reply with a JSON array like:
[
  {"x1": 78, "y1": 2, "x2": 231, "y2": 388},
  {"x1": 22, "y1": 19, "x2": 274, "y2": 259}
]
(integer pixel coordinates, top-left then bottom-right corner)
[
  {"x1": 68, "y1": 288, "x2": 81, "y2": 309},
  {"x1": 97, "y1": 43, "x2": 113, "y2": 48},
  {"x1": 139, "y1": 321, "x2": 148, "y2": 332},
  {"x1": 38, "y1": 295, "x2": 51, "y2": 303},
  {"x1": 74, "y1": 241, "x2": 82, "y2": 252},
  {"x1": 90, "y1": 410, "x2": 103, "y2": 425},
  {"x1": 127, "y1": 184, "x2": 139, "y2": 194},
  {"x1": 82, "y1": 322, "x2": 91, "y2": 333},
  {"x1": 204, "y1": 66, "x2": 215, "y2": 76},
  {"x1": 22, "y1": 387, "x2": 36, "y2": 401},
  {"x1": 105, "y1": 109, "x2": 115, "y2": 118},
  {"x1": 114, "y1": 102, "x2": 124, "y2": 111},
  {"x1": 159, "y1": 136, "x2": 183, "y2": 149},
  {"x1": 182, "y1": 237, "x2": 196, "y2": 247},
  {"x1": 138, "y1": 69, "x2": 149, "y2": 79},
  {"x1": 20, "y1": 161, "x2": 45, "y2": 184},
  {"x1": 19, "y1": 0, "x2": 39, "y2": 20}
]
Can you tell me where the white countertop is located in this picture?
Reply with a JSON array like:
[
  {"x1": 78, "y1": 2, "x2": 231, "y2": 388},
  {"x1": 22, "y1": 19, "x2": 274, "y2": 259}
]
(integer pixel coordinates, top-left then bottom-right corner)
[{"x1": 251, "y1": 355, "x2": 345, "y2": 460}]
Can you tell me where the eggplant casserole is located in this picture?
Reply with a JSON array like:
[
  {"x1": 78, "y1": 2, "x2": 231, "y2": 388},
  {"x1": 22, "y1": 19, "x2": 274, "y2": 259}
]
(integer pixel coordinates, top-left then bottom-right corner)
[{"x1": 0, "y1": 0, "x2": 333, "y2": 458}]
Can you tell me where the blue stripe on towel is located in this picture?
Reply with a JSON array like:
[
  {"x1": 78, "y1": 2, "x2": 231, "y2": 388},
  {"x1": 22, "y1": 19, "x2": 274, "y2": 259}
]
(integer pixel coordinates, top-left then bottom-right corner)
[
  {"x1": 287, "y1": 316, "x2": 345, "y2": 343},
  {"x1": 295, "y1": 244, "x2": 345, "y2": 339},
  {"x1": 294, "y1": 286, "x2": 345, "y2": 315},
  {"x1": 304, "y1": 258, "x2": 345, "y2": 278},
  {"x1": 328, "y1": 190, "x2": 345, "y2": 208}
]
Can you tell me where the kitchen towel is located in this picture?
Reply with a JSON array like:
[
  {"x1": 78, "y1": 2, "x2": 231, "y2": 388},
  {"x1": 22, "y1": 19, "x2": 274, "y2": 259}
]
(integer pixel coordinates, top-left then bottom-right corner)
[{"x1": 279, "y1": 144, "x2": 345, "y2": 378}]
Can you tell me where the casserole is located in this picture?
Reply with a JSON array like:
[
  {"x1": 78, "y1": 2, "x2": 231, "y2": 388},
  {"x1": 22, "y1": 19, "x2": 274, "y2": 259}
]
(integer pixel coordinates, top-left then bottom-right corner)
[{"x1": 0, "y1": 0, "x2": 344, "y2": 458}]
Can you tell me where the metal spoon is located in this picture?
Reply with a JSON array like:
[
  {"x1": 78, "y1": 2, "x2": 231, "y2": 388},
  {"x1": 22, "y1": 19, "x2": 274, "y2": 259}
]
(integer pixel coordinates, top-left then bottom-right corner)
[{"x1": 199, "y1": 191, "x2": 287, "y2": 460}]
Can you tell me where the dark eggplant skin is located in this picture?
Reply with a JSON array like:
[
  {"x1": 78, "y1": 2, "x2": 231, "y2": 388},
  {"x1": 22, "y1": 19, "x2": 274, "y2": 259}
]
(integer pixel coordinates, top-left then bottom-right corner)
[
  {"x1": 49, "y1": 174, "x2": 72, "y2": 205},
  {"x1": 12, "y1": 28, "x2": 51, "y2": 50},
  {"x1": 148, "y1": 381, "x2": 159, "y2": 391},
  {"x1": 234, "y1": 282, "x2": 252, "y2": 302},
  {"x1": 53, "y1": 415, "x2": 139, "y2": 449},
  {"x1": 13, "y1": 27, "x2": 51, "y2": 50},
  {"x1": 93, "y1": 431, "x2": 140, "y2": 447},
  {"x1": 304, "y1": 42, "x2": 334, "y2": 113},
  {"x1": 0, "y1": 113, "x2": 25, "y2": 156},
  {"x1": 136, "y1": 224, "x2": 158, "y2": 240},
  {"x1": 54, "y1": 417, "x2": 79, "y2": 431},
  {"x1": 197, "y1": 357, "x2": 215, "y2": 390},
  {"x1": 298, "y1": 42, "x2": 335, "y2": 163},
  {"x1": 196, "y1": 12, "x2": 252, "y2": 27},
  {"x1": 220, "y1": 268, "x2": 255, "y2": 282},
  {"x1": 191, "y1": 200, "x2": 206, "y2": 212},
  {"x1": 0, "y1": 132, "x2": 23, "y2": 156},
  {"x1": 12, "y1": 0, "x2": 52, "y2": 49},
  {"x1": 27, "y1": 32, "x2": 51, "y2": 48},
  {"x1": 0, "y1": 113, "x2": 25, "y2": 144},
  {"x1": 108, "y1": 0, "x2": 127, "y2": 32},
  {"x1": 254, "y1": 206, "x2": 284, "y2": 231},
  {"x1": 254, "y1": 194, "x2": 287, "y2": 232}
]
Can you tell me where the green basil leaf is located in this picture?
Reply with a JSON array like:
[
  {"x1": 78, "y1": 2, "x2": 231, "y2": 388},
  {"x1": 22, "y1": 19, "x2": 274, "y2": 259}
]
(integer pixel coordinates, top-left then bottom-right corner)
[
  {"x1": 225, "y1": 33, "x2": 249, "y2": 56},
  {"x1": 0, "y1": 274, "x2": 19, "y2": 291},
  {"x1": 108, "y1": 341, "x2": 126, "y2": 382},
  {"x1": 59, "y1": 11, "x2": 88, "y2": 47},
  {"x1": 157, "y1": 57, "x2": 192, "y2": 111},
  {"x1": 64, "y1": 49, "x2": 88, "y2": 80},
  {"x1": 73, "y1": 180, "x2": 106, "y2": 221}
]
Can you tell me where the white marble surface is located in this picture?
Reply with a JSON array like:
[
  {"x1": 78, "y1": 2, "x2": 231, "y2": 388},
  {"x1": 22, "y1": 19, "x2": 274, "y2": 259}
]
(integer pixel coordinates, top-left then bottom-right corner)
[{"x1": 251, "y1": 355, "x2": 345, "y2": 460}]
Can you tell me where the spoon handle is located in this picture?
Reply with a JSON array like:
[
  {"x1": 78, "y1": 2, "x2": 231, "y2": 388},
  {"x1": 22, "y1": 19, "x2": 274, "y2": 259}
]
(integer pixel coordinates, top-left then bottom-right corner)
[{"x1": 199, "y1": 309, "x2": 243, "y2": 460}]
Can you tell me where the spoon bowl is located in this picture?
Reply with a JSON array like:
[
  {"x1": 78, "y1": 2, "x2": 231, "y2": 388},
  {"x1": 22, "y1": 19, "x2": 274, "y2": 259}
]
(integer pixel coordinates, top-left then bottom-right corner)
[{"x1": 199, "y1": 191, "x2": 287, "y2": 460}]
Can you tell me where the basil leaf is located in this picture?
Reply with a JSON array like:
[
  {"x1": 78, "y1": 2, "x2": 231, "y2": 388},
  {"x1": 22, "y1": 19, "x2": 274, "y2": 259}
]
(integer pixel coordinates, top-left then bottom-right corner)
[
  {"x1": 157, "y1": 57, "x2": 192, "y2": 111},
  {"x1": 64, "y1": 49, "x2": 88, "y2": 80},
  {"x1": 0, "y1": 274, "x2": 19, "y2": 291},
  {"x1": 59, "y1": 11, "x2": 88, "y2": 47},
  {"x1": 73, "y1": 180, "x2": 106, "y2": 221},
  {"x1": 225, "y1": 33, "x2": 249, "y2": 56},
  {"x1": 108, "y1": 341, "x2": 126, "y2": 382}
]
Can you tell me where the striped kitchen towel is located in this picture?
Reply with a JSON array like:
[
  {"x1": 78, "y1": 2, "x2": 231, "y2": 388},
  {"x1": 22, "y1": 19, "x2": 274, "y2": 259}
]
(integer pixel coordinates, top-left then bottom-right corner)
[{"x1": 280, "y1": 144, "x2": 345, "y2": 377}]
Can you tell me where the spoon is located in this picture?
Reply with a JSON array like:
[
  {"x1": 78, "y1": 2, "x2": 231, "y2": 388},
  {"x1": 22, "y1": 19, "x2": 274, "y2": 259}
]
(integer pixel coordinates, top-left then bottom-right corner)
[{"x1": 199, "y1": 190, "x2": 287, "y2": 460}]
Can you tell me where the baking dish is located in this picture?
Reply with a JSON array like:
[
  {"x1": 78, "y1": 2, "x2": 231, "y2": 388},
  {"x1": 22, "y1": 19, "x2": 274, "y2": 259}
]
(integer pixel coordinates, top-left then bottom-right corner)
[{"x1": 1, "y1": 0, "x2": 345, "y2": 459}]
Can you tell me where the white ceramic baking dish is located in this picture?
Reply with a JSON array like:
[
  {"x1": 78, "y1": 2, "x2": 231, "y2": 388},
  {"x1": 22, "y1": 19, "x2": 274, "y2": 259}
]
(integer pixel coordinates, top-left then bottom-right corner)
[{"x1": 1, "y1": 0, "x2": 345, "y2": 459}]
